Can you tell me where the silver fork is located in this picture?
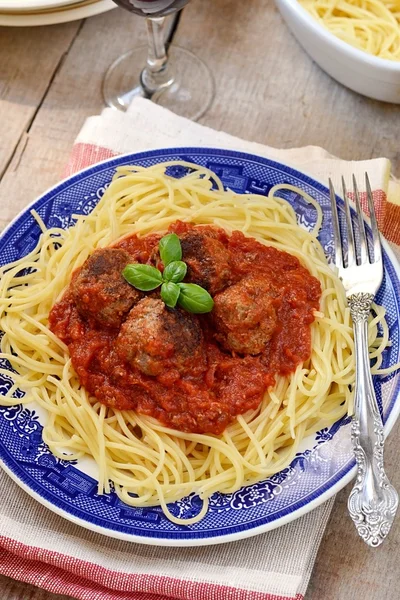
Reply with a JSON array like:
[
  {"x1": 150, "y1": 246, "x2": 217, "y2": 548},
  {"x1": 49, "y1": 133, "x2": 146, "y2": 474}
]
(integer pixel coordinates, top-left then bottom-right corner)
[{"x1": 329, "y1": 173, "x2": 398, "y2": 547}]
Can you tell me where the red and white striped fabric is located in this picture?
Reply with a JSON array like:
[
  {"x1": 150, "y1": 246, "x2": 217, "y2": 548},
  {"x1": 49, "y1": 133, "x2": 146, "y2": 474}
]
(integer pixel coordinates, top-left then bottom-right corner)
[{"x1": 1, "y1": 97, "x2": 400, "y2": 600}]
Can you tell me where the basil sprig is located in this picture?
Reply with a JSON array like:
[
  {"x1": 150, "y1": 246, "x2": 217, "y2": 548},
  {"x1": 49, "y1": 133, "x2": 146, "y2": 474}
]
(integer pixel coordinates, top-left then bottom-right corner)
[
  {"x1": 163, "y1": 260, "x2": 187, "y2": 283},
  {"x1": 122, "y1": 264, "x2": 163, "y2": 291},
  {"x1": 122, "y1": 233, "x2": 214, "y2": 314},
  {"x1": 161, "y1": 281, "x2": 180, "y2": 308},
  {"x1": 159, "y1": 233, "x2": 182, "y2": 265},
  {"x1": 177, "y1": 283, "x2": 214, "y2": 314}
]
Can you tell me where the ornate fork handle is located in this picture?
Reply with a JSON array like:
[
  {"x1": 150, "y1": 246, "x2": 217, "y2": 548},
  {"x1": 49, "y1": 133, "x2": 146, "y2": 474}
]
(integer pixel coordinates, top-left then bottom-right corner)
[{"x1": 347, "y1": 293, "x2": 399, "y2": 547}]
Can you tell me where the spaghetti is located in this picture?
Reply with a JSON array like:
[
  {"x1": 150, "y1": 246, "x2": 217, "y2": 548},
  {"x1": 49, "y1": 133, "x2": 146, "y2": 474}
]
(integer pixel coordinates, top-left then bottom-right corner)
[
  {"x1": 299, "y1": 0, "x2": 400, "y2": 60},
  {"x1": 0, "y1": 161, "x2": 392, "y2": 524}
]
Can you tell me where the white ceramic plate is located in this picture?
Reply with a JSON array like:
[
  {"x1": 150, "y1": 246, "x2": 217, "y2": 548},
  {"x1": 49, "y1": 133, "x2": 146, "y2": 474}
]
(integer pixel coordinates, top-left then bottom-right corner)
[
  {"x1": 0, "y1": 0, "x2": 82, "y2": 12},
  {"x1": 0, "y1": 0, "x2": 115, "y2": 25}
]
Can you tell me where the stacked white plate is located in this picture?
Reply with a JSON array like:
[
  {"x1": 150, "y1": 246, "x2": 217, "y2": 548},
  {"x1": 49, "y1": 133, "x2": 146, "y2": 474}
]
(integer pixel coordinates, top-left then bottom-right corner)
[{"x1": 0, "y1": 0, "x2": 115, "y2": 26}]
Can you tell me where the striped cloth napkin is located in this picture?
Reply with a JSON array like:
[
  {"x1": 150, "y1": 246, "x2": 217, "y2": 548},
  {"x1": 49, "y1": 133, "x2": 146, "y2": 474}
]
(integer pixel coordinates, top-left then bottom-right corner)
[{"x1": 1, "y1": 97, "x2": 400, "y2": 600}]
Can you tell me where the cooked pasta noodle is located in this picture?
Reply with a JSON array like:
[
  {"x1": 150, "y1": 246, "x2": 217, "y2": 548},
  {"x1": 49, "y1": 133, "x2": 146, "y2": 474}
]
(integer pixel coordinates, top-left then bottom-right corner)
[
  {"x1": 299, "y1": 0, "x2": 400, "y2": 60},
  {"x1": 0, "y1": 161, "x2": 394, "y2": 524}
]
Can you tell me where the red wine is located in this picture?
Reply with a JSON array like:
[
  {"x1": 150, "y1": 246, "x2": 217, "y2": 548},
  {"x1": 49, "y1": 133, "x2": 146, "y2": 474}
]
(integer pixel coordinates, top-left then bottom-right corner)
[{"x1": 113, "y1": 0, "x2": 190, "y2": 17}]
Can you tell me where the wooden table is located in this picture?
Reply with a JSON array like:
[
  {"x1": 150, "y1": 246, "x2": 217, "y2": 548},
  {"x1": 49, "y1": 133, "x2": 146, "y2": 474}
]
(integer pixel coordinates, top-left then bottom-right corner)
[{"x1": 1, "y1": 1, "x2": 400, "y2": 598}]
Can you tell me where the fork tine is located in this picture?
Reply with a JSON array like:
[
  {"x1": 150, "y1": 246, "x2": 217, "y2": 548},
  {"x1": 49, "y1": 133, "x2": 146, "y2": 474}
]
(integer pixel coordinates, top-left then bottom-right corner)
[
  {"x1": 342, "y1": 176, "x2": 356, "y2": 267},
  {"x1": 365, "y1": 173, "x2": 382, "y2": 264},
  {"x1": 329, "y1": 178, "x2": 343, "y2": 267},
  {"x1": 352, "y1": 174, "x2": 369, "y2": 265}
]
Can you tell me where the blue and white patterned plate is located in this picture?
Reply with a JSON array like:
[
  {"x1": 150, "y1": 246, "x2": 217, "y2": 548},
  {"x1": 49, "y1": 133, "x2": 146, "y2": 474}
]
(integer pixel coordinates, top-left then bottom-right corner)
[{"x1": 0, "y1": 148, "x2": 399, "y2": 547}]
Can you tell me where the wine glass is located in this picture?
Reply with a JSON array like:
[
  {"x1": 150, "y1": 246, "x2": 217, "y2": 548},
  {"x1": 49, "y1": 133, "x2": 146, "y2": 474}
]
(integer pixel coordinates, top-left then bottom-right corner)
[{"x1": 102, "y1": 0, "x2": 215, "y2": 121}]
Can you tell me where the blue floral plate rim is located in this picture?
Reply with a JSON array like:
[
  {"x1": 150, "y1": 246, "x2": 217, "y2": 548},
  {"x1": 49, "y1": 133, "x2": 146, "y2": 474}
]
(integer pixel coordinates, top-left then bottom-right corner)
[{"x1": 0, "y1": 146, "x2": 399, "y2": 547}]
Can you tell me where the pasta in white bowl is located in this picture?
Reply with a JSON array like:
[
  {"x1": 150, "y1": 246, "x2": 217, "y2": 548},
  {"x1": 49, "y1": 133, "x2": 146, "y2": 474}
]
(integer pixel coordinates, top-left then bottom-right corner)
[{"x1": 275, "y1": 0, "x2": 400, "y2": 103}]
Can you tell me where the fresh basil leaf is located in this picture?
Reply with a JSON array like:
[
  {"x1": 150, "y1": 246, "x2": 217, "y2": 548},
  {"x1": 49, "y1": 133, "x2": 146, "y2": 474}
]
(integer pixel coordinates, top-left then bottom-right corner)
[
  {"x1": 163, "y1": 261, "x2": 187, "y2": 283},
  {"x1": 161, "y1": 282, "x2": 181, "y2": 308},
  {"x1": 159, "y1": 233, "x2": 182, "y2": 266},
  {"x1": 177, "y1": 283, "x2": 214, "y2": 314},
  {"x1": 123, "y1": 264, "x2": 163, "y2": 291}
]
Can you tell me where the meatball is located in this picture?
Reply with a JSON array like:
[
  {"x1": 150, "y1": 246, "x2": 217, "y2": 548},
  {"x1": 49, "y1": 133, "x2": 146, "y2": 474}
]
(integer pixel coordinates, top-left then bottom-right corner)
[
  {"x1": 72, "y1": 248, "x2": 141, "y2": 328},
  {"x1": 212, "y1": 275, "x2": 279, "y2": 355},
  {"x1": 115, "y1": 298, "x2": 205, "y2": 376},
  {"x1": 180, "y1": 229, "x2": 232, "y2": 295}
]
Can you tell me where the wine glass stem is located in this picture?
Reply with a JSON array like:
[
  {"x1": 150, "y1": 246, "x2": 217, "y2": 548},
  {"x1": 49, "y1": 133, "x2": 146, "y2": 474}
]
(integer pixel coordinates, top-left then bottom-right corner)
[{"x1": 140, "y1": 17, "x2": 174, "y2": 97}]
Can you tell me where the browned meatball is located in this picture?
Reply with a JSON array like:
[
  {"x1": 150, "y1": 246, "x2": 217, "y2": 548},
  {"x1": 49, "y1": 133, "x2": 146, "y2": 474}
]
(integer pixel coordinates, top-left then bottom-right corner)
[
  {"x1": 115, "y1": 298, "x2": 205, "y2": 376},
  {"x1": 72, "y1": 248, "x2": 141, "y2": 328},
  {"x1": 180, "y1": 229, "x2": 232, "y2": 295},
  {"x1": 213, "y1": 275, "x2": 279, "y2": 355}
]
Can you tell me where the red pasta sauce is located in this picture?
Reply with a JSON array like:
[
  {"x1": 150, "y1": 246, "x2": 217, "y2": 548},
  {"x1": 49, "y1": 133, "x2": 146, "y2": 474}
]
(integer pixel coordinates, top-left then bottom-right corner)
[{"x1": 49, "y1": 222, "x2": 321, "y2": 435}]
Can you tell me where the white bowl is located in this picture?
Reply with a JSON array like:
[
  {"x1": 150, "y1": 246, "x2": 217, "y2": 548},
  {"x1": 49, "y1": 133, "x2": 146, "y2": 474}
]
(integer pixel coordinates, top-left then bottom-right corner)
[{"x1": 275, "y1": 0, "x2": 400, "y2": 104}]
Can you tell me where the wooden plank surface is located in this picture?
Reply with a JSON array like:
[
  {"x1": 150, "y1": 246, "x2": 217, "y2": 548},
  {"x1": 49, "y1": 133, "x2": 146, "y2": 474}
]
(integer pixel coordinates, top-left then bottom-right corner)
[
  {"x1": 0, "y1": 9, "x2": 146, "y2": 230},
  {"x1": 1, "y1": 574, "x2": 72, "y2": 600},
  {"x1": 0, "y1": 8, "x2": 175, "y2": 231},
  {"x1": 0, "y1": 0, "x2": 400, "y2": 598},
  {"x1": 0, "y1": 21, "x2": 81, "y2": 178}
]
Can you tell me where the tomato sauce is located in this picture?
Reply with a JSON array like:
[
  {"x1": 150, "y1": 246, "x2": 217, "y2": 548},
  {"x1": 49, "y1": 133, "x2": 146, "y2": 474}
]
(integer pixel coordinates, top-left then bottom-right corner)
[{"x1": 49, "y1": 222, "x2": 321, "y2": 435}]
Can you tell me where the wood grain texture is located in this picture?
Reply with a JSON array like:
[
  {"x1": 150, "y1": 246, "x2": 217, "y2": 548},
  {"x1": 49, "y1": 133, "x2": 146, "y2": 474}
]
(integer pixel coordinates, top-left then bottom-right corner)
[
  {"x1": 0, "y1": 9, "x2": 145, "y2": 230},
  {"x1": 1, "y1": 573, "x2": 73, "y2": 600},
  {"x1": 0, "y1": 9, "x2": 175, "y2": 231},
  {"x1": 0, "y1": 22, "x2": 81, "y2": 178}
]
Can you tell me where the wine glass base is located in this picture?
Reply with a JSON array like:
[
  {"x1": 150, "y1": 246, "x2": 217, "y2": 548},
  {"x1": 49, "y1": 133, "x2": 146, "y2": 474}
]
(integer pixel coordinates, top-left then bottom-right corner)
[{"x1": 102, "y1": 45, "x2": 215, "y2": 121}]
